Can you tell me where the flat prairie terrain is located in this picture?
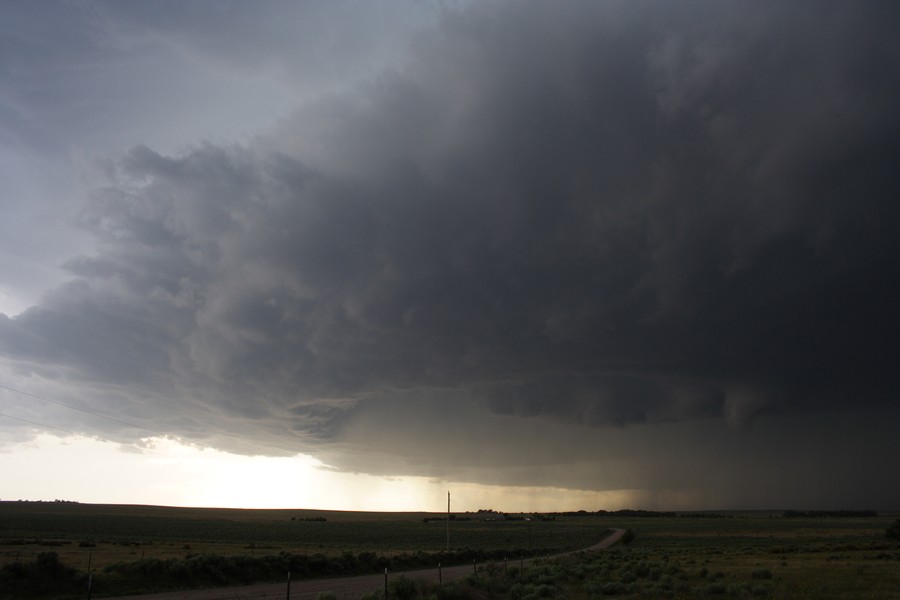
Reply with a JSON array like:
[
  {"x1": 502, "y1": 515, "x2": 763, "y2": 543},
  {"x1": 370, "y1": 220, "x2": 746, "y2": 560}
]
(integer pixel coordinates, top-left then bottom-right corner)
[
  {"x1": 607, "y1": 512, "x2": 900, "y2": 599},
  {"x1": 0, "y1": 502, "x2": 594, "y2": 571},
  {"x1": 2, "y1": 503, "x2": 899, "y2": 599}
]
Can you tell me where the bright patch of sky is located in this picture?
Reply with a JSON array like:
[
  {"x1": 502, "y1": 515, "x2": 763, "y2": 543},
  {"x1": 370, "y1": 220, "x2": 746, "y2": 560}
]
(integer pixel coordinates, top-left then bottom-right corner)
[{"x1": 0, "y1": 434, "x2": 635, "y2": 512}]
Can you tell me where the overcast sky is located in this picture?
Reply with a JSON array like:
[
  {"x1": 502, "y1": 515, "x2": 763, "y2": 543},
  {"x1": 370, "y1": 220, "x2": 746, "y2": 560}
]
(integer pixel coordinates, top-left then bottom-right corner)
[{"x1": 2, "y1": 0, "x2": 899, "y2": 512}]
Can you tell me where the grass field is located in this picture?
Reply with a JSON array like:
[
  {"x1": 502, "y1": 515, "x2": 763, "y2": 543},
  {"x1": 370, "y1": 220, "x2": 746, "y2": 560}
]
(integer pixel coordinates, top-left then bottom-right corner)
[
  {"x1": 613, "y1": 512, "x2": 900, "y2": 599},
  {"x1": 0, "y1": 502, "x2": 596, "y2": 572},
  {"x1": 1, "y1": 502, "x2": 899, "y2": 599}
]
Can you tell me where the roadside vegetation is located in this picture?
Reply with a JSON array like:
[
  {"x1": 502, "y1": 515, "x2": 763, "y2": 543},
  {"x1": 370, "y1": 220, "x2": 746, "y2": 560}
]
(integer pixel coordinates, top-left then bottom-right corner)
[{"x1": 359, "y1": 514, "x2": 900, "y2": 600}]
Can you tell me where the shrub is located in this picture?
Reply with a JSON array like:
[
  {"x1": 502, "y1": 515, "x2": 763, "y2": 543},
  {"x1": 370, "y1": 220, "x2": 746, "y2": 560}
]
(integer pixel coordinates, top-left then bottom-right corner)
[
  {"x1": 432, "y1": 581, "x2": 482, "y2": 600},
  {"x1": 0, "y1": 551, "x2": 86, "y2": 597},
  {"x1": 702, "y1": 582, "x2": 728, "y2": 595},
  {"x1": 752, "y1": 584, "x2": 772, "y2": 598},
  {"x1": 601, "y1": 581, "x2": 627, "y2": 595},
  {"x1": 751, "y1": 569, "x2": 773, "y2": 579},
  {"x1": 619, "y1": 569, "x2": 637, "y2": 583},
  {"x1": 887, "y1": 518, "x2": 900, "y2": 541},
  {"x1": 635, "y1": 562, "x2": 650, "y2": 577},
  {"x1": 583, "y1": 578, "x2": 603, "y2": 597},
  {"x1": 388, "y1": 575, "x2": 417, "y2": 600},
  {"x1": 36, "y1": 551, "x2": 65, "y2": 575}
]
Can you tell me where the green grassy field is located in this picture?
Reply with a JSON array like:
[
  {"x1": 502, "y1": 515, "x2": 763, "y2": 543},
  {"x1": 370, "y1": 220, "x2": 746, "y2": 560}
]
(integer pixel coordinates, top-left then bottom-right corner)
[
  {"x1": 1, "y1": 502, "x2": 899, "y2": 599},
  {"x1": 612, "y1": 512, "x2": 900, "y2": 599},
  {"x1": 0, "y1": 502, "x2": 596, "y2": 572},
  {"x1": 366, "y1": 512, "x2": 900, "y2": 600}
]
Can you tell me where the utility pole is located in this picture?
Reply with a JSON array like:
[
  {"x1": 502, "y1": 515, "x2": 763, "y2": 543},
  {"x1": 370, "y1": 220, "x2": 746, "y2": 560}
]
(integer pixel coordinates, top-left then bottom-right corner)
[
  {"x1": 446, "y1": 491, "x2": 450, "y2": 552},
  {"x1": 527, "y1": 518, "x2": 532, "y2": 550}
]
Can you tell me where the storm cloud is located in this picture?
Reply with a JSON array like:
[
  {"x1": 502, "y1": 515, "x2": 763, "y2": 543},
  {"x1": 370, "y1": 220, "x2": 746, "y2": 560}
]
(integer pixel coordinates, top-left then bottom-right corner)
[{"x1": 2, "y1": 0, "x2": 899, "y2": 507}]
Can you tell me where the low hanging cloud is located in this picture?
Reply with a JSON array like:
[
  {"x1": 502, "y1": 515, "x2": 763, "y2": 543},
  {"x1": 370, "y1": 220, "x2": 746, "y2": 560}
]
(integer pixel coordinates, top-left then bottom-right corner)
[{"x1": 2, "y1": 1, "x2": 899, "y2": 499}]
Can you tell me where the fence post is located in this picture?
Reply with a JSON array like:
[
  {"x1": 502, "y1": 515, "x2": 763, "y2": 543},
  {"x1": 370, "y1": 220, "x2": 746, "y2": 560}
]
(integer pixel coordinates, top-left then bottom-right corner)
[
  {"x1": 473, "y1": 558, "x2": 476, "y2": 575},
  {"x1": 86, "y1": 551, "x2": 93, "y2": 600},
  {"x1": 384, "y1": 567, "x2": 388, "y2": 599},
  {"x1": 286, "y1": 571, "x2": 291, "y2": 600},
  {"x1": 439, "y1": 562, "x2": 442, "y2": 585}
]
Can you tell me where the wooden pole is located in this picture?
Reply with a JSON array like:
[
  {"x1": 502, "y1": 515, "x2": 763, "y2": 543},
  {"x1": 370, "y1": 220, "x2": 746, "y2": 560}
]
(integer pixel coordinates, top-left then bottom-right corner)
[
  {"x1": 86, "y1": 552, "x2": 93, "y2": 600},
  {"x1": 384, "y1": 567, "x2": 388, "y2": 599},
  {"x1": 446, "y1": 491, "x2": 450, "y2": 552},
  {"x1": 286, "y1": 571, "x2": 291, "y2": 600},
  {"x1": 528, "y1": 519, "x2": 531, "y2": 550}
]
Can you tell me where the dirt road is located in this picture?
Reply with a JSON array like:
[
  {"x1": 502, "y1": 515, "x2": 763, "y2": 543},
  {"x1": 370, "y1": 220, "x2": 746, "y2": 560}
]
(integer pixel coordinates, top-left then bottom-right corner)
[{"x1": 102, "y1": 528, "x2": 625, "y2": 600}]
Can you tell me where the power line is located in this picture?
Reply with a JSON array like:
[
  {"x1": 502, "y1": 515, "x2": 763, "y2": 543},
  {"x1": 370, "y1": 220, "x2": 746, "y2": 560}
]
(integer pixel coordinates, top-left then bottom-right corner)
[
  {"x1": 0, "y1": 411, "x2": 84, "y2": 437},
  {"x1": 0, "y1": 400, "x2": 347, "y2": 504},
  {"x1": 0, "y1": 410, "x2": 208, "y2": 464},
  {"x1": 0, "y1": 381, "x2": 238, "y2": 457},
  {"x1": 0, "y1": 380, "x2": 204, "y2": 454},
  {"x1": 0, "y1": 382, "x2": 161, "y2": 436},
  {"x1": 0, "y1": 389, "x2": 349, "y2": 507}
]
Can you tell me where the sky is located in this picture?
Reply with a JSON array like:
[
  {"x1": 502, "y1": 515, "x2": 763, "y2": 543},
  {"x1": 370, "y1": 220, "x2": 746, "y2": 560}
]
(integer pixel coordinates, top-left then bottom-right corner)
[{"x1": 1, "y1": 0, "x2": 899, "y2": 513}]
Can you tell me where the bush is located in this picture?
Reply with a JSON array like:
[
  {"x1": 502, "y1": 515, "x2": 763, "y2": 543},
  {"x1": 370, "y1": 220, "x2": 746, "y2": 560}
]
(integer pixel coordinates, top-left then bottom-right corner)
[
  {"x1": 388, "y1": 575, "x2": 417, "y2": 600},
  {"x1": 620, "y1": 529, "x2": 636, "y2": 545},
  {"x1": 360, "y1": 589, "x2": 384, "y2": 600},
  {"x1": 752, "y1": 584, "x2": 772, "y2": 598},
  {"x1": 887, "y1": 519, "x2": 900, "y2": 541},
  {"x1": 751, "y1": 569, "x2": 773, "y2": 579},
  {"x1": 620, "y1": 569, "x2": 638, "y2": 584},
  {"x1": 701, "y1": 582, "x2": 728, "y2": 595},
  {"x1": 0, "y1": 551, "x2": 87, "y2": 597},
  {"x1": 601, "y1": 581, "x2": 627, "y2": 595},
  {"x1": 35, "y1": 551, "x2": 65, "y2": 575}
]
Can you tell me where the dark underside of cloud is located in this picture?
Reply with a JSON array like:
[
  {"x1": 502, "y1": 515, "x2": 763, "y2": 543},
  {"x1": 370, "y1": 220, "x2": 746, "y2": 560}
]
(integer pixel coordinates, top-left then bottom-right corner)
[{"x1": 2, "y1": 1, "x2": 899, "y2": 505}]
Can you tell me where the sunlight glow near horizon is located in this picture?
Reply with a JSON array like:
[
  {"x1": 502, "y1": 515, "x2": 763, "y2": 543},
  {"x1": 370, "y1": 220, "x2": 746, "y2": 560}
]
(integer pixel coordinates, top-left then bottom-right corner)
[{"x1": 1, "y1": 434, "x2": 637, "y2": 512}]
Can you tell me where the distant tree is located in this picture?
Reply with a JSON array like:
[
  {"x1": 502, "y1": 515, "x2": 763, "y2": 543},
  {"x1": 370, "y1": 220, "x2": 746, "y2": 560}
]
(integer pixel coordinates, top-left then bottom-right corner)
[
  {"x1": 784, "y1": 509, "x2": 877, "y2": 518},
  {"x1": 887, "y1": 518, "x2": 900, "y2": 541}
]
